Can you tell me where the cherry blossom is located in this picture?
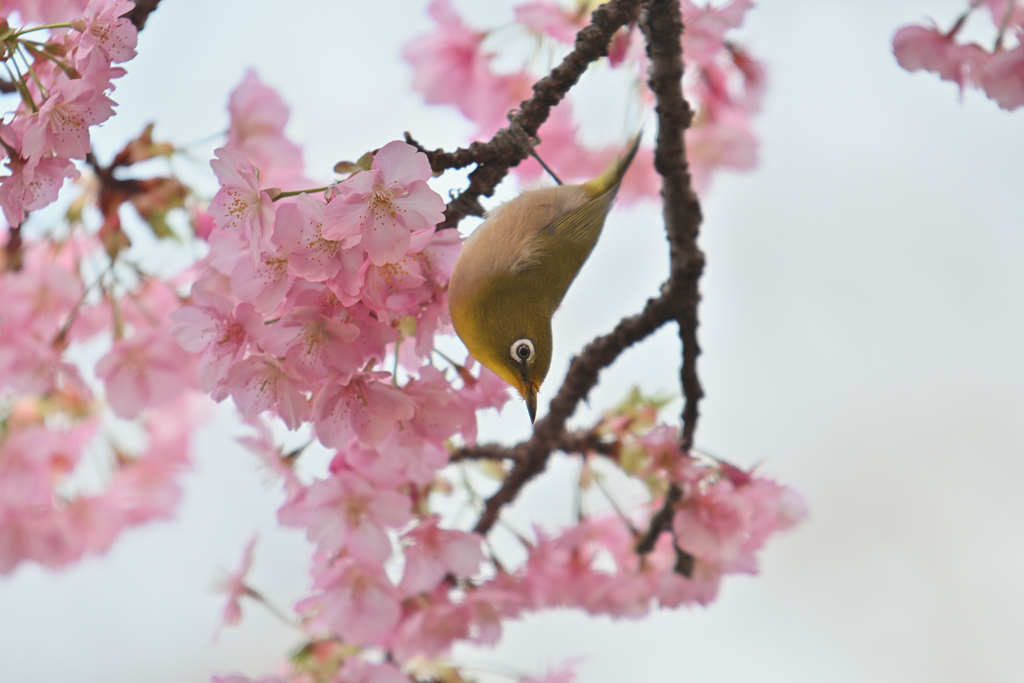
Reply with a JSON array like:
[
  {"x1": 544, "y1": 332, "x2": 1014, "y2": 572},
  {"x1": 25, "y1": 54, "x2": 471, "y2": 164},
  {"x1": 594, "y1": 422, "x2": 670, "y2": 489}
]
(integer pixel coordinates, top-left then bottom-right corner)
[
  {"x1": 892, "y1": 24, "x2": 989, "y2": 92},
  {"x1": 226, "y1": 70, "x2": 306, "y2": 189},
  {"x1": 399, "y1": 516, "x2": 484, "y2": 595},
  {"x1": 403, "y1": 0, "x2": 533, "y2": 135},
  {"x1": 311, "y1": 371, "x2": 416, "y2": 448},
  {"x1": 215, "y1": 536, "x2": 257, "y2": 633},
  {"x1": 336, "y1": 657, "x2": 412, "y2": 683},
  {"x1": 223, "y1": 355, "x2": 312, "y2": 430},
  {"x1": 0, "y1": 156, "x2": 80, "y2": 227},
  {"x1": 273, "y1": 194, "x2": 361, "y2": 282},
  {"x1": 21, "y1": 79, "x2": 116, "y2": 163},
  {"x1": 209, "y1": 147, "x2": 277, "y2": 262},
  {"x1": 95, "y1": 328, "x2": 197, "y2": 419},
  {"x1": 322, "y1": 141, "x2": 446, "y2": 265},
  {"x1": 231, "y1": 243, "x2": 291, "y2": 314},
  {"x1": 974, "y1": 43, "x2": 1024, "y2": 110},
  {"x1": 279, "y1": 468, "x2": 410, "y2": 563},
  {"x1": 170, "y1": 284, "x2": 265, "y2": 396},
  {"x1": 298, "y1": 554, "x2": 402, "y2": 646},
  {"x1": 70, "y1": 0, "x2": 138, "y2": 70},
  {"x1": 2, "y1": 0, "x2": 86, "y2": 22},
  {"x1": 515, "y1": 1, "x2": 589, "y2": 43},
  {"x1": 260, "y1": 305, "x2": 362, "y2": 383}
]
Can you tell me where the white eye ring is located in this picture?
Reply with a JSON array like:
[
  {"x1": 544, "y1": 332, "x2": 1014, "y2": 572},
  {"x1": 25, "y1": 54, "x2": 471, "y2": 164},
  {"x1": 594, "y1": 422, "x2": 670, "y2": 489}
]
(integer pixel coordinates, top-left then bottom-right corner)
[{"x1": 510, "y1": 338, "x2": 535, "y2": 364}]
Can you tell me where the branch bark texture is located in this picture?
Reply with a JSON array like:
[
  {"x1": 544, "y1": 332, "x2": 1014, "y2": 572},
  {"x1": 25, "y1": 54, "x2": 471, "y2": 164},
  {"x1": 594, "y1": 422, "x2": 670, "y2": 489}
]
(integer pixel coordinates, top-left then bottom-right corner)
[{"x1": 412, "y1": 0, "x2": 706, "y2": 541}]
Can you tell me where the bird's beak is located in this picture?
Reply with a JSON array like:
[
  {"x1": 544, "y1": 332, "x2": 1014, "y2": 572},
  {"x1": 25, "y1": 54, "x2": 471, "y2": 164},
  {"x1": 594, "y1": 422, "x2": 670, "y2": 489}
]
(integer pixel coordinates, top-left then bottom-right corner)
[
  {"x1": 525, "y1": 388, "x2": 537, "y2": 424},
  {"x1": 517, "y1": 370, "x2": 538, "y2": 424}
]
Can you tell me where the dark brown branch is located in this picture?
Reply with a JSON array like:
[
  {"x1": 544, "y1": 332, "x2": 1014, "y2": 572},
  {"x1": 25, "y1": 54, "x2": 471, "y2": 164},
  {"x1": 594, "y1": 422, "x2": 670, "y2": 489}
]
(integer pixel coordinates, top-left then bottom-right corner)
[
  {"x1": 451, "y1": 429, "x2": 616, "y2": 464},
  {"x1": 473, "y1": 293, "x2": 677, "y2": 534},
  {"x1": 3, "y1": 225, "x2": 23, "y2": 271},
  {"x1": 124, "y1": 0, "x2": 162, "y2": 31},
  {"x1": 641, "y1": 0, "x2": 705, "y2": 452},
  {"x1": 428, "y1": 0, "x2": 706, "y2": 544},
  {"x1": 628, "y1": 0, "x2": 705, "y2": 565},
  {"x1": 634, "y1": 483, "x2": 681, "y2": 554},
  {"x1": 427, "y1": 0, "x2": 643, "y2": 228}
]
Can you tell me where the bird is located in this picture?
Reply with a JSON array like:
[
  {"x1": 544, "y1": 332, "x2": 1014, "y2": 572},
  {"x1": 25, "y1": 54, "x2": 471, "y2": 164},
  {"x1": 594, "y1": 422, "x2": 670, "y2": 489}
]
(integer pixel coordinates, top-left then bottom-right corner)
[{"x1": 448, "y1": 132, "x2": 643, "y2": 423}]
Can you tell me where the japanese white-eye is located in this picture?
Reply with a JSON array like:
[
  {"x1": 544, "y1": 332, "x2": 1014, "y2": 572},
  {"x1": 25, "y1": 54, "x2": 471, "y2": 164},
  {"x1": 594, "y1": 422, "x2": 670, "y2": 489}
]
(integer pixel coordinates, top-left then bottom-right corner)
[{"x1": 448, "y1": 133, "x2": 643, "y2": 422}]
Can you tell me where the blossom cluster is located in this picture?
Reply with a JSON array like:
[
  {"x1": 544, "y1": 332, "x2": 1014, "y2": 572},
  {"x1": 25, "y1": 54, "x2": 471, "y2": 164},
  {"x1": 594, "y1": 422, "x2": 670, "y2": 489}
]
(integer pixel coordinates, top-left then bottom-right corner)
[
  {"x1": 0, "y1": 3, "x2": 808, "y2": 680},
  {"x1": 403, "y1": 0, "x2": 765, "y2": 196},
  {"x1": 0, "y1": 0, "x2": 207, "y2": 574},
  {"x1": 0, "y1": 0, "x2": 138, "y2": 226},
  {"x1": 213, "y1": 382, "x2": 804, "y2": 683},
  {"x1": 893, "y1": 0, "x2": 1024, "y2": 110},
  {"x1": 175, "y1": 72, "x2": 511, "y2": 679}
]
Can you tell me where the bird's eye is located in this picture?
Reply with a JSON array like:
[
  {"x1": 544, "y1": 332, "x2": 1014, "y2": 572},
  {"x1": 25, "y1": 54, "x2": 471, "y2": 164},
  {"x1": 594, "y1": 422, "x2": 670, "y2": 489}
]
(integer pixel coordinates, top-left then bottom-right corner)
[{"x1": 510, "y1": 338, "x2": 535, "y2": 364}]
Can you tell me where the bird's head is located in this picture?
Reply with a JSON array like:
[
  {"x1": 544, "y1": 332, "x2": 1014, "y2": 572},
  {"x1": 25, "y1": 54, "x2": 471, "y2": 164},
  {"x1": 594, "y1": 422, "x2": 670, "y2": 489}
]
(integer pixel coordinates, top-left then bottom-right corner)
[{"x1": 449, "y1": 277, "x2": 552, "y2": 423}]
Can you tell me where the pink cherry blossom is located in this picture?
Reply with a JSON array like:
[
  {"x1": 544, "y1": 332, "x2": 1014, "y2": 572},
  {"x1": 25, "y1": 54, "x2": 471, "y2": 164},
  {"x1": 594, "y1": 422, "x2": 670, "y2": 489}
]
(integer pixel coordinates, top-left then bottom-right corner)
[
  {"x1": 95, "y1": 327, "x2": 197, "y2": 419},
  {"x1": 389, "y1": 590, "x2": 472, "y2": 662},
  {"x1": 237, "y1": 417, "x2": 302, "y2": 496},
  {"x1": 343, "y1": 303, "x2": 401, "y2": 367},
  {"x1": 973, "y1": 42, "x2": 1024, "y2": 110},
  {"x1": 0, "y1": 155, "x2": 80, "y2": 227},
  {"x1": 298, "y1": 554, "x2": 402, "y2": 646},
  {"x1": 170, "y1": 284, "x2": 264, "y2": 396},
  {"x1": 399, "y1": 516, "x2": 484, "y2": 595},
  {"x1": 404, "y1": 365, "x2": 477, "y2": 444},
  {"x1": 521, "y1": 662, "x2": 579, "y2": 683},
  {"x1": 231, "y1": 244, "x2": 291, "y2": 314},
  {"x1": 1, "y1": 0, "x2": 89, "y2": 22},
  {"x1": 985, "y1": 0, "x2": 1024, "y2": 29},
  {"x1": 456, "y1": 356, "x2": 512, "y2": 413},
  {"x1": 21, "y1": 78, "x2": 116, "y2": 163},
  {"x1": 273, "y1": 193, "x2": 361, "y2": 282},
  {"x1": 685, "y1": 110, "x2": 759, "y2": 196},
  {"x1": 322, "y1": 141, "x2": 445, "y2": 266},
  {"x1": 106, "y1": 440, "x2": 185, "y2": 525},
  {"x1": 341, "y1": 428, "x2": 449, "y2": 487},
  {"x1": 360, "y1": 252, "x2": 428, "y2": 321},
  {"x1": 403, "y1": 0, "x2": 533, "y2": 134},
  {"x1": 336, "y1": 658, "x2": 412, "y2": 683},
  {"x1": 226, "y1": 70, "x2": 306, "y2": 188},
  {"x1": 106, "y1": 395, "x2": 197, "y2": 524},
  {"x1": 278, "y1": 468, "x2": 411, "y2": 563},
  {"x1": 515, "y1": 1, "x2": 588, "y2": 43},
  {"x1": 892, "y1": 24, "x2": 990, "y2": 92},
  {"x1": 681, "y1": 0, "x2": 754, "y2": 67},
  {"x1": 672, "y1": 479, "x2": 753, "y2": 567},
  {"x1": 311, "y1": 371, "x2": 416, "y2": 448},
  {"x1": 645, "y1": 532, "x2": 722, "y2": 607},
  {"x1": 71, "y1": 0, "x2": 138, "y2": 70},
  {"x1": 208, "y1": 147, "x2": 277, "y2": 263},
  {"x1": 223, "y1": 354, "x2": 312, "y2": 430},
  {"x1": 215, "y1": 536, "x2": 256, "y2": 632},
  {"x1": 260, "y1": 306, "x2": 362, "y2": 383}
]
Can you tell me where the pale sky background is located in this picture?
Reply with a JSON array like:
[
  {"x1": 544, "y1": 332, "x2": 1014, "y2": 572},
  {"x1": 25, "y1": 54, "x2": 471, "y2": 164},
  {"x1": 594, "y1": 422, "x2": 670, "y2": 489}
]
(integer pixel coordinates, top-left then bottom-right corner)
[{"x1": 2, "y1": 1, "x2": 1023, "y2": 682}]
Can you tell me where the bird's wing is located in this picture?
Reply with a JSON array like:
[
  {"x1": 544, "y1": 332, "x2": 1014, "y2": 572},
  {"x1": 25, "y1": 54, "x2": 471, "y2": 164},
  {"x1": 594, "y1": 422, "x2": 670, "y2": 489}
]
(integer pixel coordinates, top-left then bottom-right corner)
[
  {"x1": 509, "y1": 189, "x2": 620, "y2": 313},
  {"x1": 543, "y1": 189, "x2": 617, "y2": 246}
]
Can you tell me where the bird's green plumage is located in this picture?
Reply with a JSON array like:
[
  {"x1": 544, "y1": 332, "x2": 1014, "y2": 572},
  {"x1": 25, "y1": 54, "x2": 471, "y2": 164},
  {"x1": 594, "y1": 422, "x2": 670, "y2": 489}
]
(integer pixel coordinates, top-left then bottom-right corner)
[{"x1": 448, "y1": 132, "x2": 642, "y2": 422}]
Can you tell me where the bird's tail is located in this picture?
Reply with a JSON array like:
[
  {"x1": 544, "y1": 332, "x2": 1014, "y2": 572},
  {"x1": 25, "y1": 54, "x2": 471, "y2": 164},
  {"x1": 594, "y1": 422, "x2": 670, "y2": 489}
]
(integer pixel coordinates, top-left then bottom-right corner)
[{"x1": 581, "y1": 129, "x2": 644, "y2": 198}]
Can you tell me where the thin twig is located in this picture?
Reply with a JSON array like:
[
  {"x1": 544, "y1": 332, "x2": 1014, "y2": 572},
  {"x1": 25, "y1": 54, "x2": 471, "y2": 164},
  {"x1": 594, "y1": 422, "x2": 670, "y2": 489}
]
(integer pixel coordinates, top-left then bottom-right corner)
[{"x1": 417, "y1": 0, "x2": 644, "y2": 228}]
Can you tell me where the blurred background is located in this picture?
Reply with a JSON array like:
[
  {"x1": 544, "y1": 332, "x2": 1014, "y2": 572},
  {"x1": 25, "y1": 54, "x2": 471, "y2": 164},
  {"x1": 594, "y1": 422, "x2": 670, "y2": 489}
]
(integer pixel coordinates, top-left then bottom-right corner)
[{"x1": 2, "y1": 0, "x2": 1023, "y2": 681}]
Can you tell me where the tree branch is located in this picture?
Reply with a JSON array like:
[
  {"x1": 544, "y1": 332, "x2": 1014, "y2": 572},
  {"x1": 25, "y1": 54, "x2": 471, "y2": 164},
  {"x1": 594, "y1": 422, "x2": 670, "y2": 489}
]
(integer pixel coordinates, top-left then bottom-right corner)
[
  {"x1": 451, "y1": 429, "x2": 617, "y2": 465},
  {"x1": 417, "y1": 0, "x2": 705, "y2": 543},
  {"x1": 418, "y1": 0, "x2": 643, "y2": 228},
  {"x1": 124, "y1": 0, "x2": 162, "y2": 31},
  {"x1": 641, "y1": 0, "x2": 705, "y2": 452},
  {"x1": 473, "y1": 293, "x2": 677, "y2": 534}
]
